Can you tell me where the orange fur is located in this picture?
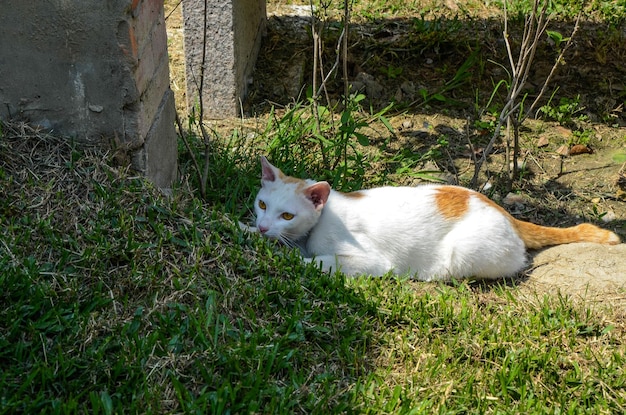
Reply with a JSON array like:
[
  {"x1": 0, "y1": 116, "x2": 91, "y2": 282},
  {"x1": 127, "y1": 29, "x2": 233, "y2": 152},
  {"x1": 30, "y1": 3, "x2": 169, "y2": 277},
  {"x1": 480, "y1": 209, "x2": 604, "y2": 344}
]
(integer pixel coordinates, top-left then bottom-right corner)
[
  {"x1": 437, "y1": 186, "x2": 620, "y2": 248},
  {"x1": 279, "y1": 170, "x2": 306, "y2": 186},
  {"x1": 435, "y1": 186, "x2": 470, "y2": 220},
  {"x1": 343, "y1": 191, "x2": 366, "y2": 199},
  {"x1": 512, "y1": 221, "x2": 620, "y2": 249}
]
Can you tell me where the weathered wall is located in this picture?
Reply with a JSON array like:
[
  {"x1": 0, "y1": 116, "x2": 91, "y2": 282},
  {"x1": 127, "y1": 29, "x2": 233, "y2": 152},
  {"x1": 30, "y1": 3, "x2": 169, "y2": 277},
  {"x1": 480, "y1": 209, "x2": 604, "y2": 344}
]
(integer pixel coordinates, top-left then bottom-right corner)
[
  {"x1": 182, "y1": 0, "x2": 266, "y2": 118},
  {"x1": 0, "y1": 0, "x2": 177, "y2": 188}
]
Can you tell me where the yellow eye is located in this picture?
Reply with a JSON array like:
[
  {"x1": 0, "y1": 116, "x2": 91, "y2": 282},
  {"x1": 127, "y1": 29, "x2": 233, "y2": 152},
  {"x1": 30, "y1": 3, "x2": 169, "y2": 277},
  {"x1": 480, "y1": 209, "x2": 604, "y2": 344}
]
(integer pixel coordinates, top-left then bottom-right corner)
[
  {"x1": 281, "y1": 212, "x2": 294, "y2": 220},
  {"x1": 258, "y1": 200, "x2": 266, "y2": 210}
]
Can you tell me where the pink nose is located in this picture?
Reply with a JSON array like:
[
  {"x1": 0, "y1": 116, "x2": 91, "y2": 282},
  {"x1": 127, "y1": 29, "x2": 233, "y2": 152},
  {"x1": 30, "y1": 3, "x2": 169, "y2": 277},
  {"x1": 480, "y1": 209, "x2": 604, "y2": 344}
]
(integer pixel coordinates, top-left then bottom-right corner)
[{"x1": 258, "y1": 225, "x2": 269, "y2": 234}]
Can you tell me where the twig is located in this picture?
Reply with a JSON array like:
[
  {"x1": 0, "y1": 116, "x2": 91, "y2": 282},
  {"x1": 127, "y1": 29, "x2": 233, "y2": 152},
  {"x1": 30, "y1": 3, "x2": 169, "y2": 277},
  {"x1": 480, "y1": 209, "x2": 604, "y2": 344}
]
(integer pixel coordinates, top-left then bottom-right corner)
[
  {"x1": 310, "y1": 1, "x2": 321, "y2": 131},
  {"x1": 470, "y1": 0, "x2": 579, "y2": 188},
  {"x1": 175, "y1": 113, "x2": 203, "y2": 199},
  {"x1": 524, "y1": 13, "x2": 581, "y2": 121},
  {"x1": 342, "y1": 0, "x2": 350, "y2": 100}
]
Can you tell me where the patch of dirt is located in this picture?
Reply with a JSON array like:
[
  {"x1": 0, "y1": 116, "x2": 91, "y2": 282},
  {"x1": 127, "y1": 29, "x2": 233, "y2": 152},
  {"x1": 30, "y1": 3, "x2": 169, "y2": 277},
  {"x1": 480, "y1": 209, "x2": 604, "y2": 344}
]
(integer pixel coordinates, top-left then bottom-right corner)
[{"x1": 164, "y1": 1, "x2": 626, "y2": 300}]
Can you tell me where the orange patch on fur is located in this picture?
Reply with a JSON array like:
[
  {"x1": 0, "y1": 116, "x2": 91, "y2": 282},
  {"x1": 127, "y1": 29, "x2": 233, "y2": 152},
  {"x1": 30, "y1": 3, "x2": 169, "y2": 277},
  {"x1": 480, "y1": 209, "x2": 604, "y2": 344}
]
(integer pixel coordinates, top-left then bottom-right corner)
[
  {"x1": 435, "y1": 186, "x2": 471, "y2": 220},
  {"x1": 343, "y1": 191, "x2": 365, "y2": 199},
  {"x1": 278, "y1": 170, "x2": 303, "y2": 184},
  {"x1": 434, "y1": 185, "x2": 621, "y2": 248},
  {"x1": 514, "y1": 221, "x2": 621, "y2": 249}
]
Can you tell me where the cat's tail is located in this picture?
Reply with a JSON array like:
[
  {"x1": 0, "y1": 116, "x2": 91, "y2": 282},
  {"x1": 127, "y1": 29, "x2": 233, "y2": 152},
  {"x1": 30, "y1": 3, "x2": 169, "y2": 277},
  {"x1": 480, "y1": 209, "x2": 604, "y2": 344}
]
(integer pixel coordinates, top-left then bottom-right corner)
[{"x1": 513, "y1": 220, "x2": 621, "y2": 249}]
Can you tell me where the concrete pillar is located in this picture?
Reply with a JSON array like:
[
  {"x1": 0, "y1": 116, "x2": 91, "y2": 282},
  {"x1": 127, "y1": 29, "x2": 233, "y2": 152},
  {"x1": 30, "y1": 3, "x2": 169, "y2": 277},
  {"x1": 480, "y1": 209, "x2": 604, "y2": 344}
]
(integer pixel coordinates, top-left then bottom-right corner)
[
  {"x1": 0, "y1": 0, "x2": 177, "y2": 188},
  {"x1": 182, "y1": 0, "x2": 266, "y2": 118}
]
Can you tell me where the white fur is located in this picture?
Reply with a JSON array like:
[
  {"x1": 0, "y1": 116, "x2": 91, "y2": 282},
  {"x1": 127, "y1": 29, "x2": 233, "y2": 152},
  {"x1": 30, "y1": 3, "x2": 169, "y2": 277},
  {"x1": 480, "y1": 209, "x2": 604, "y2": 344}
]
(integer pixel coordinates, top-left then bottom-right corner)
[{"x1": 254, "y1": 159, "x2": 527, "y2": 281}]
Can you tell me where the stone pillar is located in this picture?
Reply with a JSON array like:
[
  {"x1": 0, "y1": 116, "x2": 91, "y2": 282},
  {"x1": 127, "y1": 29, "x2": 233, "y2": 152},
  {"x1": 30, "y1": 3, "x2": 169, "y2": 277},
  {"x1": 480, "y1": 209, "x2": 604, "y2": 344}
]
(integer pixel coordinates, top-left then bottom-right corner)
[
  {"x1": 0, "y1": 0, "x2": 177, "y2": 188},
  {"x1": 182, "y1": 0, "x2": 266, "y2": 119}
]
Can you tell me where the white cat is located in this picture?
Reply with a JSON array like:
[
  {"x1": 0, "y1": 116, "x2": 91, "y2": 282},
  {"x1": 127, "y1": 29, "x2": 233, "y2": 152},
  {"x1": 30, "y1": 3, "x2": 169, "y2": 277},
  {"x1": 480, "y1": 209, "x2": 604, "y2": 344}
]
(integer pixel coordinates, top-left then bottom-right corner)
[{"x1": 252, "y1": 156, "x2": 620, "y2": 281}]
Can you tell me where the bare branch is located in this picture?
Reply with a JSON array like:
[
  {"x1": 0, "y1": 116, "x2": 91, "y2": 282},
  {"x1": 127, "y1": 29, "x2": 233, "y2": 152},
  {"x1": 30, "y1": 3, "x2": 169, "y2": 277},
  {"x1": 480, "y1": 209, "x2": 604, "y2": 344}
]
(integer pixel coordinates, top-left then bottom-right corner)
[
  {"x1": 524, "y1": 13, "x2": 581, "y2": 120},
  {"x1": 175, "y1": 113, "x2": 204, "y2": 199},
  {"x1": 470, "y1": 0, "x2": 580, "y2": 188}
]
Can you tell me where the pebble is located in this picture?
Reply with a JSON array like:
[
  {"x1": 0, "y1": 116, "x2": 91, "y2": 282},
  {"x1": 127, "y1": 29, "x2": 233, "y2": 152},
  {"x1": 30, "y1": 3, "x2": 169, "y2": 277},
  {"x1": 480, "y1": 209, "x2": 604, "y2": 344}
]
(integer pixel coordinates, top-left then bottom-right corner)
[{"x1": 602, "y1": 211, "x2": 617, "y2": 223}]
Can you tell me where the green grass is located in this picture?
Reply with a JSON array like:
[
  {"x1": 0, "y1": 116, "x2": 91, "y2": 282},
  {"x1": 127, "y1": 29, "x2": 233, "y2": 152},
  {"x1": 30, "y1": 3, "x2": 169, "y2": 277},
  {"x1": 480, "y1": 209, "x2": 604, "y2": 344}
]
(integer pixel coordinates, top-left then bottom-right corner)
[
  {"x1": 354, "y1": 0, "x2": 626, "y2": 21},
  {"x1": 1, "y1": 120, "x2": 625, "y2": 413},
  {"x1": 3, "y1": 1, "x2": 626, "y2": 411}
]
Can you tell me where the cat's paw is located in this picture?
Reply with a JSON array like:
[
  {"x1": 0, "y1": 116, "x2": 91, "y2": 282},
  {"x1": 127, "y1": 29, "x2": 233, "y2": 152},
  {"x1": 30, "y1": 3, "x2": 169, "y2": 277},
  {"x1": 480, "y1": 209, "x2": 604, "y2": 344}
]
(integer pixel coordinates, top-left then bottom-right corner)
[
  {"x1": 303, "y1": 256, "x2": 338, "y2": 274},
  {"x1": 238, "y1": 221, "x2": 258, "y2": 233}
]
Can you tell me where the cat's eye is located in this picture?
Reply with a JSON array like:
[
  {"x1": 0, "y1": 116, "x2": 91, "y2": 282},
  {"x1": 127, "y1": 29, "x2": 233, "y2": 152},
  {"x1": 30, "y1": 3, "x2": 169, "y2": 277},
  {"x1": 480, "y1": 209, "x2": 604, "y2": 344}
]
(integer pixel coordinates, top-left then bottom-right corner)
[
  {"x1": 281, "y1": 212, "x2": 294, "y2": 220},
  {"x1": 258, "y1": 200, "x2": 266, "y2": 210}
]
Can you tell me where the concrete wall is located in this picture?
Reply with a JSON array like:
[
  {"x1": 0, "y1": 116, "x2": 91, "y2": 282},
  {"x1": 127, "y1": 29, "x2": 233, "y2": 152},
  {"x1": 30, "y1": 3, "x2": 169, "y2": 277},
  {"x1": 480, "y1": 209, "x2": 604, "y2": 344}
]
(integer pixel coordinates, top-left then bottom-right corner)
[
  {"x1": 0, "y1": 0, "x2": 177, "y2": 188},
  {"x1": 183, "y1": 0, "x2": 266, "y2": 118}
]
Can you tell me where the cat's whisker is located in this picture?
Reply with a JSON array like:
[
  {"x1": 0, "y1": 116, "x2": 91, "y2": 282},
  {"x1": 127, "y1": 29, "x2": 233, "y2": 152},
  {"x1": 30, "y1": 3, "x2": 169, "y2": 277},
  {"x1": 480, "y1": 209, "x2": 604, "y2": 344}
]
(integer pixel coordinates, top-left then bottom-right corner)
[{"x1": 278, "y1": 233, "x2": 299, "y2": 249}]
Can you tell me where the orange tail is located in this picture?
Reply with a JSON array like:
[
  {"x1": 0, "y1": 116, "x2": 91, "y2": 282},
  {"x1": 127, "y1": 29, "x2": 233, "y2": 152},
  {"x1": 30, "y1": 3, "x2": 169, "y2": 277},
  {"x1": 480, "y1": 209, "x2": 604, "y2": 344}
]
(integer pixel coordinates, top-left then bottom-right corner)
[{"x1": 513, "y1": 220, "x2": 621, "y2": 249}]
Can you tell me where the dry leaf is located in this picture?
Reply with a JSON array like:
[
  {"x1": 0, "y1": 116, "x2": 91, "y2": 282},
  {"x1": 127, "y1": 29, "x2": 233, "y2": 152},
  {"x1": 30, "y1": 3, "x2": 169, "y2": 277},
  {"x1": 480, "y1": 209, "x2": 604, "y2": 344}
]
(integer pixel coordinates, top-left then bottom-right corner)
[
  {"x1": 554, "y1": 126, "x2": 573, "y2": 137},
  {"x1": 537, "y1": 136, "x2": 550, "y2": 147},
  {"x1": 503, "y1": 192, "x2": 525, "y2": 206},
  {"x1": 569, "y1": 144, "x2": 593, "y2": 155},
  {"x1": 556, "y1": 145, "x2": 570, "y2": 156}
]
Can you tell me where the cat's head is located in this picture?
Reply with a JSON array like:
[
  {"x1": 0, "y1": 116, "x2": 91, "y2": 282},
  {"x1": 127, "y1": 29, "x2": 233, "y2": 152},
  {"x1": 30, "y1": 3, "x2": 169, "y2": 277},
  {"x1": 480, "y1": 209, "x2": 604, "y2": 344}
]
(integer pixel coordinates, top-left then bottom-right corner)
[{"x1": 254, "y1": 156, "x2": 330, "y2": 244}]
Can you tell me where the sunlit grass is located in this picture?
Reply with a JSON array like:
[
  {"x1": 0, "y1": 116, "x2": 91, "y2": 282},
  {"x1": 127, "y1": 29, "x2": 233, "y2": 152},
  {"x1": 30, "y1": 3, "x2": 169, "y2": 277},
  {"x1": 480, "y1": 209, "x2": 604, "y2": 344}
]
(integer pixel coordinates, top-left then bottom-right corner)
[
  {"x1": 2, "y1": 0, "x2": 626, "y2": 412},
  {"x1": 1, "y1": 119, "x2": 625, "y2": 413}
]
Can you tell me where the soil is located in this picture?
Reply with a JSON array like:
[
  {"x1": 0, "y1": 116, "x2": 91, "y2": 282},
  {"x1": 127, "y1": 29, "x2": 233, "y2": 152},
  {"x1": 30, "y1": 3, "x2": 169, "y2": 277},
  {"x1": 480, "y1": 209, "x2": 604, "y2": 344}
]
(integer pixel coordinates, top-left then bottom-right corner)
[{"x1": 164, "y1": 1, "x2": 626, "y2": 301}]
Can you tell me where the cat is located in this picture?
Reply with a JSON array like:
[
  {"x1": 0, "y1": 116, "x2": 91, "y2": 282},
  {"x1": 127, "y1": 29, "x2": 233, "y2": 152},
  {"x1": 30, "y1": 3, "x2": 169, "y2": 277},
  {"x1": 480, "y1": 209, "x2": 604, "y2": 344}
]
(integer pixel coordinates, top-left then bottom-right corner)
[{"x1": 252, "y1": 156, "x2": 621, "y2": 281}]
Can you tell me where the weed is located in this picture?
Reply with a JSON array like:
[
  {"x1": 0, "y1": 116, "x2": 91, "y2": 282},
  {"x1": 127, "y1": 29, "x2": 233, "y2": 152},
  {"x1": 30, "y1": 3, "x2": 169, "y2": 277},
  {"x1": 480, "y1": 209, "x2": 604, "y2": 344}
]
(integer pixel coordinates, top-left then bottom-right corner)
[
  {"x1": 539, "y1": 94, "x2": 588, "y2": 126},
  {"x1": 382, "y1": 65, "x2": 403, "y2": 79},
  {"x1": 589, "y1": 203, "x2": 609, "y2": 222},
  {"x1": 388, "y1": 141, "x2": 449, "y2": 182},
  {"x1": 539, "y1": 91, "x2": 587, "y2": 125},
  {"x1": 546, "y1": 30, "x2": 571, "y2": 49},
  {"x1": 417, "y1": 48, "x2": 480, "y2": 108},
  {"x1": 570, "y1": 128, "x2": 593, "y2": 146},
  {"x1": 264, "y1": 93, "x2": 393, "y2": 192},
  {"x1": 474, "y1": 118, "x2": 496, "y2": 135},
  {"x1": 505, "y1": 0, "x2": 585, "y2": 18}
]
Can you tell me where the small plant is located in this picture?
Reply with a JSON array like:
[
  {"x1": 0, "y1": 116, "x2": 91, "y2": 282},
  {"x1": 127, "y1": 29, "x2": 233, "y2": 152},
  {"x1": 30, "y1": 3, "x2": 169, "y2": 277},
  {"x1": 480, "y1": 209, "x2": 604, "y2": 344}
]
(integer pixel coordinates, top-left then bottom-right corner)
[
  {"x1": 474, "y1": 119, "x2": 496, "y2": 136},
  {"x1": 265, "y1": 93, "x2": 393, "y2": 192},
  {"x1": 569, "y1": 129, "x2": 593, "y2": 146},
  {"x1": 546, "y1": 30, "x2": 570, "y2": 48},
  {"x1": 417, "y1": 49, "x2": 480, "y2": 107},
  {"x1": 539, "y1": 94, "x2": 588, "y2": 125},
  {"x1": 589, "y1": 203, "x2": 609, "y2": 222},
  {"x1": 383, "y1": 65, "x2": 403, "y2": 79},
  {"x1": 470, "y1": 0, "x2": 581, "y2": 188}
]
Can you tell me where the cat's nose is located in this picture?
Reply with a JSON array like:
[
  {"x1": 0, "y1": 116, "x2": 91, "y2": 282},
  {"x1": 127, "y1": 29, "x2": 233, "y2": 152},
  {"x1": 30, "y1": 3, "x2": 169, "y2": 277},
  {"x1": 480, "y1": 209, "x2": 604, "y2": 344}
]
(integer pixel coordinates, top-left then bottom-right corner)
[{"x1": 258, "y1": 225, "x2": 269, "y2": 234}]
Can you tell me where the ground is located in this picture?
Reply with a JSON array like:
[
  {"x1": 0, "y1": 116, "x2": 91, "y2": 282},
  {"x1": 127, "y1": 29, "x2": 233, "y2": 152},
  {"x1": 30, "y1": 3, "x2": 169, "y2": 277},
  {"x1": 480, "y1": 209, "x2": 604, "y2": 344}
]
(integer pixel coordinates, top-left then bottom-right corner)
[{"x1": 164, "y1": 1, "x2": 626, "y2": 300}]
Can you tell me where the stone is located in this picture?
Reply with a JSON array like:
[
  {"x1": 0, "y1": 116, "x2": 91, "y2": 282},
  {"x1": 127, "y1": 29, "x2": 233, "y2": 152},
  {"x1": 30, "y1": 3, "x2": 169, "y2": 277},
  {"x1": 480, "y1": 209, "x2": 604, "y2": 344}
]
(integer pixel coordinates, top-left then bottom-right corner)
[
  {"x1": 0, "y1": 0, "x2": 178, "y2": 188},
  {"x1": 526, "y1": 243, "x2": 626, "y2": 300},
  {"x1": 182, "y1": 0, "x2": 266, "y2": 118}
]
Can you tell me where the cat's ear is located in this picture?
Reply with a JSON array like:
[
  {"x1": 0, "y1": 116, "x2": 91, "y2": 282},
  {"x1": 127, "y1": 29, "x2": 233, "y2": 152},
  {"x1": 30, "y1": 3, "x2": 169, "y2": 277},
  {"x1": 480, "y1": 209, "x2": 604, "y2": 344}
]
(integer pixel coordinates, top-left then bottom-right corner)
[
  {"x1": 303, "y1": 182, "x2": 331, "y2": 210},
  {"x1": 260, "y1": 156, "x2": 277, "y2": 183}
]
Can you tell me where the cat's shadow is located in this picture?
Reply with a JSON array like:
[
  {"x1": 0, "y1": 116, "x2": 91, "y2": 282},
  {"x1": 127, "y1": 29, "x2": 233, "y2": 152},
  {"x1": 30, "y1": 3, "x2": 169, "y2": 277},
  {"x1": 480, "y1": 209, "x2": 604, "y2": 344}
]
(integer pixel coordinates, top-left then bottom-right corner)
[{"x1": 462, "y1": 265, "x2": 533, "y2": 293}]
